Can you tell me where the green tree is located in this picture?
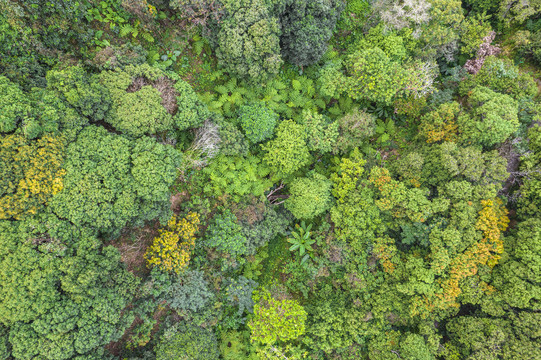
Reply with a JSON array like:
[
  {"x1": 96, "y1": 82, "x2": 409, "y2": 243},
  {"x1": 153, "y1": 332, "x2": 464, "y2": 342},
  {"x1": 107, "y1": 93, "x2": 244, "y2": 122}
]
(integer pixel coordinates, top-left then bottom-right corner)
[
  {"x1": 262, "y1": 120, "x2": 311, "y2": 178},
  {"x1": 279, "y1": 0, "x2": 345, "y2": 67},
  {"x1": 285, "y1": 172, "x2": 333, "y2": 219},
  {"x1": 206, "y1": 209, "x2": 248, "y2": 256},
  {"x1": 248, "y1": 288, "x2": 307, "y2": 345},
  {"x1": 50, "y1": 126, "x2": 181, "y2": 236},
  {"x1": 238, "y1": 102, "x2": 278, "y2": 143},
  {"x1": 0, "y1": 220, "x2": 137, "y2": 360},
  {"x1": 156, "y1": 322, "x2": 219, "y2": 360},
  {"x1": 215, "y1": 0, "x2": 282, "y2": 83},
  {"x1": 458, "y1": 86, "x2": 519, "y2": 147}
]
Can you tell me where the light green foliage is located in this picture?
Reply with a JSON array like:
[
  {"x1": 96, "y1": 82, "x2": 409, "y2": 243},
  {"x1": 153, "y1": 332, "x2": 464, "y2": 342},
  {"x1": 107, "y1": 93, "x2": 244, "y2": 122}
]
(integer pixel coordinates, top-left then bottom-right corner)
[
  {"x1": 330, "y1": 149, "x2": 382, "y2": 245},
  {"x1": 248, "y1": 288, "x2": 307, "y2": 344},
  {"x1": 0, "y1": 220, "x2": 137, "y2": 360},
  {"x1": 46, "y1": 66, "x2": 111, "y2": 121},
  {"x1": 459, "y1": 86, "x2": 519, "y2": 147},
  {"x1": 156, "y1": 323, "x2": 219, "y2": 360},
  {"x1": 220, "y1": 330, "x2": 258, "y2": 360},
  {"x1": 262, "y1": 120, "x2": 311, "y2": 178},
  {"x1": 199, "y1": 154, "x2": 273, "y2": 202},
  {"x1": 460, "y1": 13, "x2": 492, "y2": 57},
  {"x1": 206, "y1": 209, "x2": 247, "y2": 256},
  {"x1": 334, "y1": 107, "x2": 375, "y2": 154},
  {"x1": 50, "y1": 126, "x2": 181, "y2": 236},
  {"x1": 238, "y1": 102, "x2": 278, "y2": 143},
  {"x1": 461, "y1": 56, "x2": 538, "y2": 100},
  {"x1": 355, "y1": 24, "x2": 409, "y2": 61},
  {"x1": 344, "y1": 47, "x2": 409, "y2": 105},
  {"x1": 279, "y1": 0, "x2": 345, "y2": 67},
  {"x1": 285, "y1": 172, "x2": 333, "y2": 219},
  {"x1": 416, "y1": 142, "x2": 508, "y2": 187},
  {"x1": 215, "y1": 0, "x2": 283, "y2": 83},
  {"x1": 300, "y1": 110, "x2": 339, "y2": 153},
  {"x1": 419, "y1": 0, "x2": 464, "y2": 58},
  {"x1": 151, "y1": 269, "x2": 213, "y2": 315}
]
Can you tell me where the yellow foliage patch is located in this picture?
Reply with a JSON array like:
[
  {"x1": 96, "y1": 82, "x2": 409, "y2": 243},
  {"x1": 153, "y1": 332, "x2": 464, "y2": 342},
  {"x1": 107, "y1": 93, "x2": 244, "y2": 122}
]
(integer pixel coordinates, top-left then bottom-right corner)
[
  {"x1": 144, "y1": 212, "x2": 200, "y2": 274},
  {"x1": 0, "y1": 134, "x2": 66, "y2": 220}
]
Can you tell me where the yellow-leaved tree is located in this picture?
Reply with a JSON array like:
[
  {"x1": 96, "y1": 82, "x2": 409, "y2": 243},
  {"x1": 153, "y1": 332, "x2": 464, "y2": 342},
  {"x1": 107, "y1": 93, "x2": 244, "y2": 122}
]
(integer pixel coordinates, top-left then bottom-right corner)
[
  {"x1": 145, "y1": 212, "x2": 200, "y2": 274},
  {"x1": 0, "y1": 133, "x2": 66, "y2": 220}
]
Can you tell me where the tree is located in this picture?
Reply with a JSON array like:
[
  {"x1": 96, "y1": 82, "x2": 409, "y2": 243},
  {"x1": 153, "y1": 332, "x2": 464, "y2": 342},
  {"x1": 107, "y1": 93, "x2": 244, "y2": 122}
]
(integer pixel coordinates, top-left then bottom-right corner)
[
  {"x1": 206, "y1": 209, "x2": 248, "y2": 256},
  {"x1": 0, "y1": 134, "x2": 66, "y2": 220},
  {"x1": 344, "y1": 47, "x2": 410, "y2": 105},
  {"x1": 334, "y1": 107, "x2": 375, "y2": 154},
  {"x1": 248, "y1": 288, "x2": 307, "y2": 345},
  {"x1": 156, "y1": 322, "x2": 219, "y2": 360},
  {"x1": 50, "y1": 126, "x2": 181, "y2": 236},
  {"x1": 238, "y1": 102, "x2": 278, "y2": 144},
  {"x1": 458, "y1": 86, "x2": 519, "y2": 147},
  {"x1": 300, "y1": 110, "x2": 339, "y2": 154},
  {"x1": 279, "y1": 0, "x2": 345, "y2": 67},
  {"x1": 0, "y1": 220, "x2": 137, "y2": 360},
  {"x1": 99, "y1": 64, "x2": 211, "y2": 136},
  {"x1": 214, "y1": 0, "x2": 282, "y2": 83},
  {"x1": 145, "y1": 212, "x2": 200, "y2": 274},
  {"x1": 262, "y1": 120, "x2": 311, "y2": 179},
  {"x1": 285, "y1": 172, "x2": 333, "y2": 219}
]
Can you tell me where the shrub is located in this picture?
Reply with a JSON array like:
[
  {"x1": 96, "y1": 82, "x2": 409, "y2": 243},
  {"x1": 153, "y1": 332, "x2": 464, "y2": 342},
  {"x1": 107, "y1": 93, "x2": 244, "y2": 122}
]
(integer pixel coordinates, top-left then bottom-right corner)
[
  {"x1": 285, "y1": 172, "x2": 333, "y2": 220},
  {"x1": 238, "y1": 102, "x2": 278, "y2": 143}
]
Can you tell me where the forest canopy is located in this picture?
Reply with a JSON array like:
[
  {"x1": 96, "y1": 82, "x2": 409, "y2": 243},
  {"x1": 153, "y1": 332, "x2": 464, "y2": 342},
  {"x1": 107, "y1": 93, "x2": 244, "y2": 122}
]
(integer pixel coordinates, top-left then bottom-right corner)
[{"x1": 1, "y1": 0, "x2": 541, "y2": 359}]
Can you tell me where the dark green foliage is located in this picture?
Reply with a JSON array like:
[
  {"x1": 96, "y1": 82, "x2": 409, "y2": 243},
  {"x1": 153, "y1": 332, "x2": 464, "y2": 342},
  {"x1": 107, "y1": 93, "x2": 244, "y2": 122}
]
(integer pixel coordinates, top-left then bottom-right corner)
[
  {"x1": 285, "y1": 172, "x2": 333, "y2": 219},
  {"x1": 0, "y1": 220, "x2": 137, "y2": 360},
  {"x1": 217, "y1": 121, "x2": 250, "y2": 156},
  {"x1": 238, "y1": 102, "x2": 278, "y2": 143},
  {"x1": 279, "y1": 0, "x2": 345, "y2": 67},
  {"x1": 517, "y1": 124, "x2": 541, "y2": 219},
  {"x1": 224, "y1": 276, "x2": 258, "y2": 315},
  {"x1": 240, "y1": 206, "x2": 290, "y2": 254},
  {"x1": 215, "y1": 0, "x2": 282, "y2": 83},
  {"x1": 156, "y1": 323, "x2": 219, "y2": 360},
  {"x1": 46, "y1": 66, "x2": 111, "y2": 122},
  {"x1": 151, "y1": 269, "x2": 213, "y2": 315},
  {"x1": 50, "y1": 126, "x2": 181, "y2": 236},
  {"x1": 206, "y1": 209, "x2": 247, "y2": 256}
]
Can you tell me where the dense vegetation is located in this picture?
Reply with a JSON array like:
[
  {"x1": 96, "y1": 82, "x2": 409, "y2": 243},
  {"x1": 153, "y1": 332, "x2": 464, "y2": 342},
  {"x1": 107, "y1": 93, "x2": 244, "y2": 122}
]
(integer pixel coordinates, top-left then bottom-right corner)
[{"x1": 1, "y1": 0, "x2": 541, "y2": 359}]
